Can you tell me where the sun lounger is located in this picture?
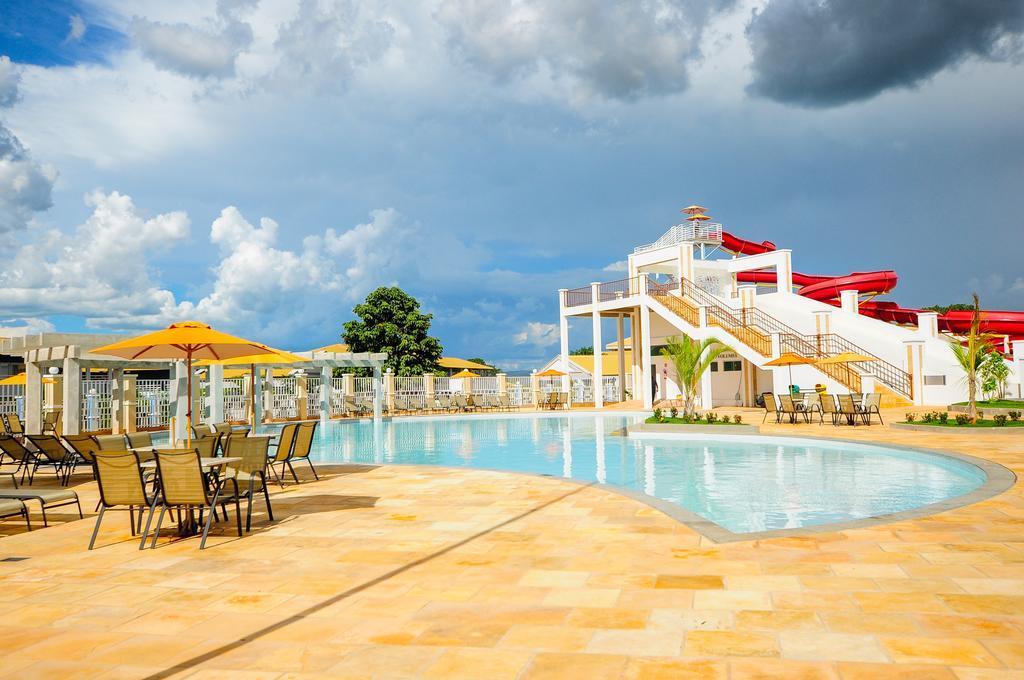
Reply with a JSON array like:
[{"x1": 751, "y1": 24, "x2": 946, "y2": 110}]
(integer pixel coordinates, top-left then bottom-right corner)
[
  {"x1": 0, "y1": 485, "x2": 82, "y2": 527},
  {"x1": 819, "y1": 393, "x2": 839, "y2": 425},
  {"x1": 2, "y1": 413, "x2": 25, "y2": 437},
  {"x1": 0, "y1": 497, "x2": 30, "y2": 530},
  {"x1": 25, "y1": 435, "x2": 76, "y2": 485},
  {"x1": 0, "y1": 435, "x2": 38, "y2": 484}
]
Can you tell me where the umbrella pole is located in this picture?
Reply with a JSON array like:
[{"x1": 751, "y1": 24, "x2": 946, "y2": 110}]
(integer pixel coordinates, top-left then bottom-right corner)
[
  {"x1": 250, "y1": 363, "x2": 256, "y2": 432},
  {"x1": 186, "y1": 352, "x2": 193, "y2": 449}
]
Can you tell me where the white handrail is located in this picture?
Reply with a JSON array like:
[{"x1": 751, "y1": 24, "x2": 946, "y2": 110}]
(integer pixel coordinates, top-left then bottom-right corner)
[{"x1": 634, "y1": 222, "x2": 723, "y2": 253}]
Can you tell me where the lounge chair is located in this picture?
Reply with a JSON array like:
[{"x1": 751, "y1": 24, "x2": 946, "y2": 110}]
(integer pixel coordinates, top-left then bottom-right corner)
[
  {"x1": 90, "y1": 451, "x2": 154, "y2": 550},
  {"x1": 63, "y1": 434, "x2": 100, "y2": 465},
  {"x1": 126, "y1": 431, "x2": 153, "y2": 449},
  {"x1": 0, "y1": 483, "x2": 82, "y2": 527},
  {"x1": 393, "y1": 396, "x2": 409, "y2": 414},
  {"x1": 95, "y1": 434, "x2": 128, "y2": 451},
  {"x1": 837, "y1": 394, "x2": 861, "y2": 426},
  {"x1": 761, "y1": 392, "x2": 781, "y2": 424},
  {"x1": 25, "y1": 434, "x2": 76, "y2": 486},
  {"x1": 41, "y1": 410, "x2": 61, "y2": 436},
  {"x1": 777, "y1": 394, "x2": 807, "y2": 423},
  {"x1": 213, "y1": 423, "x2": 233, "y2": 437},
  {"x1": 860, "y1": 393, "x2": 883, "y2": 425},
  {"x1": 221, "y1": 436, "x2": 273, "y2": 531},
  {"x1": 191, "y1": 423, "x2": 215, "y2": 439},
  {"x1": 0, "y1": 435, "x2": 38, "y2": 484},
  {"x1": 149, "y1": 449, "x2": 242, "y2": 550},
  {"x1": 0, "y1": 497, "x2": 30, "y2": 531},
  {"x1": 557, "y1": 392, "x2": 569, "y2": 410},
  {"x1": 267, "y1": 423, "x2": 298, "y2": 487},
  {"x1": 497, "y1": 394, "x2": 514, "y2": 412},
  {"x1": 819, "y1": 393, "x2": 839, "y2": 425},
  {"x1": 3, "y1": 413, "x2": 25, "y2": 437}
]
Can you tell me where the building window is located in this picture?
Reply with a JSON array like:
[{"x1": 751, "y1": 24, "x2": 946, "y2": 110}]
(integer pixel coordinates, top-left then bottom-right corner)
[
  {"x1": 924, "y1": 375, "x2": 946, "y2": 386},
  {"x1": 710, "y1": 363, "x2": 719, "y2": 372},
  {"x1": 723, "y1": 361, "x2": 742, "y2": 372}
]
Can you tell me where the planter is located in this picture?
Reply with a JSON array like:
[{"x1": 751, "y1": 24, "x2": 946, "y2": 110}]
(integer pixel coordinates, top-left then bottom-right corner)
[
  {"x1": 949, "y1": 404, "x2": 1024, "y2": 418},
  {"x1": 629, "y1": 422, "x2": 760, "y2": 436},
  {"x1": 891, "y1": 422, "x2": 1024, "y2": 435}
]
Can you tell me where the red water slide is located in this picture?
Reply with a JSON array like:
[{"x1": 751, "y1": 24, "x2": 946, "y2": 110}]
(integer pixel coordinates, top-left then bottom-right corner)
[{"x1": 720, "y1": 232, "x2": 1024, "y2": 339}]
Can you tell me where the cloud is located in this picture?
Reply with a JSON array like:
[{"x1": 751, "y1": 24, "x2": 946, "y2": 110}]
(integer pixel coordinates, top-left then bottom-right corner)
[
  {"x1": 513, "y1": 321, "x2": 560, "y2": 348},
  {"x1": 603, "y1": 260, "x2": 627, "y2": 272},
  {"x1": 437, "y1": 0, "x2": 737, "y2": 101},
  {"x1": 65, "y1": 14, "x2": 87, "y2": 44},
  {"x1": 0, "y1": 190, "x2": 190, "y2": 321},
  {"x1": 746, "y1": 0, "x2": 1024, "y2": 107},
  {"x1": 0, "y1": 127, "x2": 57, "y2": 233},
  {"x1": 0, "y1": 56, "x2": 20, "y2": 108},
  {"x1": 131, "y1": 0, "x2": 254, "y2": 78}
]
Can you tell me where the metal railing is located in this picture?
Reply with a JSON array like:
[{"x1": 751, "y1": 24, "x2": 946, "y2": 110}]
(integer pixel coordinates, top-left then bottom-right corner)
[
  {"x1": 564, "y1": 275, "x2": 649, "y2": 308},
  {"x1": 82, "y1": 379, "x2": 112, "y2": 432},
  {"x1": 634, "y1": 222, "x2": 723, "y2": 253}
]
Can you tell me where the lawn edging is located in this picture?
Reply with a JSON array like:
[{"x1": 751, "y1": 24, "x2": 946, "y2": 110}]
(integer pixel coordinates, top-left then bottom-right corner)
[
  {"x1": 891, "y1": 422, "x2": 1024, "y2": 435},
  {"x1": 949, "y1": 403, "x2": 1024, "y2": 417},
  {"x1": 629, "y1": 422, "x2": 761, "y2": 435}
]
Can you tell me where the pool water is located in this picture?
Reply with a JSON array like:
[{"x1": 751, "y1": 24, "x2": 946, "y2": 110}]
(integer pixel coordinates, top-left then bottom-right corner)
[{"x1": 280, "y1": 413, "x2": 986, "y2": 534}]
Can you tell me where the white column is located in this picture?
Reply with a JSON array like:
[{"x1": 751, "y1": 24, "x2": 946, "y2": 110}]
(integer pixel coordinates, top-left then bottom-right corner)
[
  {"x1": 738, "y1": 284, "x2": 756, "y2": 310},
  {"x1": 559, "y1": 291, "x2": 571, "y2": 400},
  {"x1": 110, "y1": 368, "x2": 125, "y2": 434},
  {"x1": 591, "y1": 282, "x2": 603, "y2": 408},
  {"x1": 253, "y1": 368, "x2": 264, "y2": 428},
  {"x1": 917, "y1": 311, "x2": 939, "y2": 338},
  {"x1": 776, "y1": 249, "x2": 794, "y2": 294},
  {"x1": 616, "y1": 315, "x2": 626, "y2": 402},
  {"x1": 677, "y1": 243, "x2": 694, "y2": 284},
  {"x1": 320, "y1": 365, "x2": 331, "y2": 424},
  {"x1": 640, "y1": 303, "x2": 653, "y2": 410},
  {"x1": 840, "y1": 290, "x2": 859, "y2": 314},
  {"x1": 1013, "y1": 340, "x2": 1024, "y2": 399},
  {"x1": 372, "y1": 365, "x2": 383, "y2": 420},
  {"x1": 62, "y1": 357, "x2": 81, "y2": 436},
  {"x1": 208, "y1": 364, "x2": 225, "y2": 424},
  {"x1": 25, "y1": 361, "x2": 42, "y2": 434},
  {"x1": 700, "y1": 357, "x2": 714, "y2": 410},
  {"x1": 904, "y1": 340, "x2": 925, "y2": 405},
  {"x1": 171, "y1": 360, "x2": 188, "y2": 441}
]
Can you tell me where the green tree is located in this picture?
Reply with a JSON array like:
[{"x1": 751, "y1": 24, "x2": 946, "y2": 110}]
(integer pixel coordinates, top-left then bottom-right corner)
[
  {"x1": 660, "y1": 335, "x2": 731, "y2": 418},
  {"x1": 571, "y1": 346, "x2": 594, "y2": 355},
  {"x1": 980, "y1": 349, "x2": 1010, "y2": 401},
  {"x1": 948, "y1": 293, "x2": 996, "y2": 422},
  {"x1": 342, "y1": 286, "x2": 443, "y2": 376}
]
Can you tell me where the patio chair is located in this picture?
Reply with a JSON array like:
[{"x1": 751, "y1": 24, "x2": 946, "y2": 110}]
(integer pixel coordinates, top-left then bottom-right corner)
[
  {"x1": 777, "y1": 394, "x2": 807, "y2": 423},
  {"x1": 803, "y1": 392, "x2": 824, "y2": 424},
  {"x1": 0, "y1": 471, "x2": 82, "y2": 527},
  {"x1": 837, "y1": 394, "x2": 861, "y2": 426},
  {"x1": 150, "y1": 448, "x2": 242, "y2": 550},
  {"x1": 0, "y1": 435, "x2": 38, "y2": 484},
  {"x1": 3, "y1": 413, "x2": 25, "y2": 437},
  {"x1": 267, "y1": 423, "x2": 298, "y2": 487},
  {"x1": 557, "y1": 392, "x2": 570, "y2": 410},
  {"x1": 89, "y1": 451, "x2": 153, "y2": 550},
  {"x1": 819, "y1": 393, "x2": 839, "y2": 425},
  {"x1": 126, "y1": 431, "x2": 153, "y2": 449},
  {"x1": 761, "y1": 392, "x2": 781, "y2": 424},
  {"x1": 283, "y1": 422, "x2": 318, "y2": 483},
  {"x1": 0, "y1": 497, "x2": 30, "y2": 531},
  {"x1": 221, "y1": 436, "x2": 273, "y2": 531},
  {"x1": 860, "y1": 393, "x2": 883, "y2": 425},
  {"x1": 193, "y1": 434, "x2": 221, "y2": 459},
  {"x1": 191, "y1": 423, "x2": 215, "y2": 439},
  {"x1": 497, "y1": 394, "x2": 514, "y2": 412},
  {"x1": 213, "y1": 423, "x2": 233, "y2": 438},
  {"x1": 25, "y1": 434, "x2": 76, "y2": 486},
  {"x1": 41, "y1": 410, "x2": 61, "y2": 436},
  {"x1": 95, "y1": 434, "x2": 128, "y2": 451}
]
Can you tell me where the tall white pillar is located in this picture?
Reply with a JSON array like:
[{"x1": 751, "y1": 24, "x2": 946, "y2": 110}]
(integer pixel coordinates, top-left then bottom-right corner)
[
  {"x1": 171, "y1": 360, "x2": 188, "y2": 441},
  {"x1": 372, "y1": 365, "x2": 383, "y2": 420},
  {"x1": 591, "y1": 282, "x2": 603, "y2": 408},
  {"x1": 559, "y1": 290, "x2": 571, "y2": 400},
  {"x1": 320, "y1": 365, "x2": 332, "y2": 424},
  {"x1": 62, "y1": 357, "x2": 81, "y2": 436},
  {"x1": 208, "y1": 364, "x2": 225, "y2": 424},
  {"x1": 616, "y1": 315, "x2": 626, "y2": 402},
  {"x1": 640, "y1": 303, "x2": 653, "y2": 409},
  {"x1": 110, "y1": 368, "x2": 126, "y2": 434},
  {"x1": 699, "y1": 357, "x2": 714, "y2": 410},
  {"x1": 917, "y1": 312, "x2": 939, "y2": 338},
  {"x1": 904, "y1": 340, "x2": 925, "y2": 405},
  {"x1": 776, "y1": 249, "x2": 794, "y2": 294},
  {"x1": 1013, "y1": 340, "x2": 1024, "y2": 399},
  {"x1": 840, "y1": 290, "x2": 860, "y2": 314},
  {"x1": 253, "y1": 367, "x2": 264, "y2": 428},
  {"x1": 25, "y1": 361, "x2": 42, "y2": 434}
]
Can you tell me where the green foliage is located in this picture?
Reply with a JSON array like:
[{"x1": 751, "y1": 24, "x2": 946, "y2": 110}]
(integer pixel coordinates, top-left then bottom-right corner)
[
  {"x1": 1010, "y1": 411, "x2": 1021, "y2": 421},
  {"x1": 342, "y1": 286, "x2": 443, "y2": 377},
  {"x1": 660, "y1": 335, "x2": 732, "y2": 418},
  {"x1": 922, "y1": 303, "x2": 974, "y2": 314},
  {"x1": 947, "y1": 294, "x2": 997, "y2": 423},
  {"x1": 994, "y1": 414, "x2": 1008, "y2": 426},
  {"x1": 652, "y1": 407, "x2": 663, "y2": 422},
  {"x1": 669, "y1": 406, "x2": 678, "y2": 419},
  {"x1": 905, "y1": 413, "x2": 916, "y2": 422},
  {"x1": 955, "y1": 414, "x2": 970, "y2": 425},
  {"x1": 980, "y1": 350, "x2": 1010, "y2": 400},
  {"x1": 570, "y1": 346, "x2": 594, "y2": 355},
  {"x1": 733, "y1": 414, "x2": 743, "y2": 424}
]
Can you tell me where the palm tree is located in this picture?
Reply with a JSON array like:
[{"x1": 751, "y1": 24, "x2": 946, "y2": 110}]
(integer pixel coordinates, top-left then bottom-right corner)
[
  {"x1": 660, "y1": 335, "x2": 731, "y2": 419},
  {"x1": 948, "y1": 293, "x2": 996, "y2": 423}
]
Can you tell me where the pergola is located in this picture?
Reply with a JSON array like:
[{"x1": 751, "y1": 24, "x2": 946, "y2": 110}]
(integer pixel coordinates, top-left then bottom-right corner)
[{"x1": 0, "y1": 333, "x2": 388, "y2": 436}]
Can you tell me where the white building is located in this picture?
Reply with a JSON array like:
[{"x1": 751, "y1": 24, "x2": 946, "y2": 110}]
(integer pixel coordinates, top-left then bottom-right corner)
[{"x1": 556, "y1": 210, "x2": 1022, "y2": 409}]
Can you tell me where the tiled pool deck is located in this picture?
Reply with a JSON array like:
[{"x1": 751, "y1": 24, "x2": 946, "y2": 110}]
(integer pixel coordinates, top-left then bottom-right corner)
[{"x1": 1, "y1": 409, "x2": 1022, "y2": 679}]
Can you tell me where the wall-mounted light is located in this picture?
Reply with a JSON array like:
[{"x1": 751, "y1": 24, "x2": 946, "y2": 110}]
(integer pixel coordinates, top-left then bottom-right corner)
[{"x1": 47, "y1": 366, "x2": 60, "y2": 375}]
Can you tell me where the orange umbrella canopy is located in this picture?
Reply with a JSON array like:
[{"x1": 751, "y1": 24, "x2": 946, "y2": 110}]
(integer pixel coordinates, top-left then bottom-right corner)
[
  {"x1": 536, "y1": 368, "x2": 567, "y2": 377},
  {"x1": 91, "y1": 321, "x2": 269, "y2": 361},
  {"x1": 764, "y1": 353, "x2": 816, "y2": 367},
  {"x1": 681, "y1": 205, "x2": 706, "y2": 214},
  {"x1": 686, "y1": 213, "x2": 711, "y2": 221},
  {"x1": 450, "y1": 369, "x2": 479, "y2": 379}
]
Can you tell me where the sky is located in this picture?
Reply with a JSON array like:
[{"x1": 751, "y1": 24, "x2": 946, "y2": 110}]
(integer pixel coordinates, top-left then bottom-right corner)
[{"x1": 0, "y1": 0, "x2": 1022, "y2": 370}]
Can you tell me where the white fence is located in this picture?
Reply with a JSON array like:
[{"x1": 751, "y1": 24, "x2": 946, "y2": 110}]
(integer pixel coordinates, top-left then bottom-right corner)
[
  {"x1": 507, "y1": 376, "x2": 534, "y2": 406},
  {"x1": 395, "y1": 376, "x2": 425, "y2": 395},
  {"x1": 0, "y1": 384, "x2": 24, "y2": 419},
  {"x1": 82, "y1": 379, "x2": 113, "y2": 432},
  {"x1": 271, "y1": 377, "x2": 298, "y2": 419},
  {"x1": 224, "y1": 377, "x2": 247, "y2": 421},
  {"x1": 136, "y1": 379, "x2": 172, "y2": 430}
]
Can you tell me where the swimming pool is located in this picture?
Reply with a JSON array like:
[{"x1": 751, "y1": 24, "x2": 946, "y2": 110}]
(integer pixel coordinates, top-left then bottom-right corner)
[{"x1": 286, "y1": 413, "x2": 989, "y2": 535}]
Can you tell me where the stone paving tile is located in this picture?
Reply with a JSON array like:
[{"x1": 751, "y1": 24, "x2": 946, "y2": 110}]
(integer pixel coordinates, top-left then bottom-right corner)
[{"x1": 0, "y1": 411, "x2": 1023, "y2": 677}]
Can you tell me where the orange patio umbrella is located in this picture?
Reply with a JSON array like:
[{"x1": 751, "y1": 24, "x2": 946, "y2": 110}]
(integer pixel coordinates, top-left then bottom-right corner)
[
  {"x1": 536, "y1": 368, "x2": 567, "y2": 378},
  {"x1": 91, "y1": 321, "x2": 270, "y2": 445},
  {"x1": 450, "y1": 369, "x2": 479, "y2": 379},
  {"x1": 764, "y1": 352, "x2": 817, "y2": 388},
  {"x1": 681, "y1": 205, "x2": 706, "y2": 215},
  {"x1": 686, "y1": 213, "x2": 711, "y2": 221}
]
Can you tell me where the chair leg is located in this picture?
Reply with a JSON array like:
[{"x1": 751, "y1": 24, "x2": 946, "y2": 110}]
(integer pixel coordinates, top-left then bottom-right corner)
[
  {"x1": 140, "y1": 497, "x2": 159, "y2": 550},
  {"x1": 260, "y1": 473, "x2": 273, "y2": 521},
  {"x1": 76, "y1": 497, "x2": 83, "y2": 520},
  {"x1": 201, "y1": 486, "x2": 224, "y2": 549},
  {"x1": 287, "y1": 461, "x2": 300, "y2": 484},
  {"x1": 305, "y1": 458, "x2": 319, "y2": 480},
  {"x1": 88, "y1": 506, "x2": 106, "y2": 550},
  {"x1": 232, "y1": 480, "x2": 243, "y2": 537},
  {"x1": 39, "y1": 505, "x2": 48, "y2": 527},
  {"x1": 150, "y1": 506, "x2": 168, "y2": 548},
  {"x1": 129, "y1": 506, "x2": 136, "y2": 535},
  {"x1": 245, "y1": 478, "x2": 254, "y2": 532}
]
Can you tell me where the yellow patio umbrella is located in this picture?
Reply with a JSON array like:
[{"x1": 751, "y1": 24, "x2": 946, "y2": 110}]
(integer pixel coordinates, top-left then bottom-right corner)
[
  {"x1": 450, "y1": 369, "x2": 479, "y2": 379},
  {"x1": 195, "y1": 347, "x2": 307, "y2": 429},
  {"x1": 536, "y1": 368, "x2": 567, "y2": 378},
  {"x1": 91, "y1": 321, "x2": 270, "y2": 445},
  {"x1": 681, "y1": 205, "x2": 706, "y2": 214},
  {"x1": 686, "y1": 213, "x2": 711, "y2": 221},
  {"x1": 0, "y1": 372, "x2": 57, "y2": 386},
  {"x1": 764, "y1": 352, "x2": 817, "y2": 389}
]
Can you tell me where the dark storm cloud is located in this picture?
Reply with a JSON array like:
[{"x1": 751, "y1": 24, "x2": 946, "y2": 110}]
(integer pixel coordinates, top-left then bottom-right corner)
[{"x1": 746, "y1": 0, "x2": 1024, "y2": 107}]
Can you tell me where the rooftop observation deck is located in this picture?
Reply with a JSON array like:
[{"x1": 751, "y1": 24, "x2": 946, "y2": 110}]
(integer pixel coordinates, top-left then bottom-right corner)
[{"x1": 633, "y1": 221, "x2": 723, "y2": 253}]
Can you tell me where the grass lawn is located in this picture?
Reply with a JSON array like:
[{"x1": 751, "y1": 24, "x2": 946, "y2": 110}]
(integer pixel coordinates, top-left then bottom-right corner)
[
  {"x1": 952, "y1": 400, "x2": 1024, "y2": 409},
  {"x1": 901, "y1": 418, "x2": 1024, "y2": 428},
  {"x1": 646, "y1": 416, "x2": 744, "y2": 425}
]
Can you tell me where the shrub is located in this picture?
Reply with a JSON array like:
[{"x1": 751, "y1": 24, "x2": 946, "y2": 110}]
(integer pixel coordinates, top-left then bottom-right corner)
[
  {"x1": 669, "y1": 406, "x2": 678, "y2": 419},
  {"x1": 733, "y1": 414, "x2": 743, "y2": 424},
  {"x1": 1009, "y1": 410, "x2": 1021, "y2": 422},
  {"x1": 905, "y1": 413, "x2": 916, "y2": 422},
  {"x1": 938, "y1": 412, "x2": 949, "y2": 424},
  {"x1": 653, "y1": 408, "x2": 663, "y2": 422},
  {"x1": 994, "y1": 414, "x2": 1008, "y2": 426},
  {"x1": 705, "y1": 412, "x2": 718, "y2": 424},
  {"x1": 955, "y1": 414, "x2": 970, "y2": 426},
  {"x1": 922, "y1": 412, "x2": 934, "y2": 423},
  {"x1": 978, "y1": 410, "x2": 984, "y2": 420}
]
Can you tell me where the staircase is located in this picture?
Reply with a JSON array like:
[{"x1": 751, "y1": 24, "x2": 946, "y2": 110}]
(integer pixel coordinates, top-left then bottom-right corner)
[{"x1": 648, "y1": 276, "x2": 912, "y2": 399}]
